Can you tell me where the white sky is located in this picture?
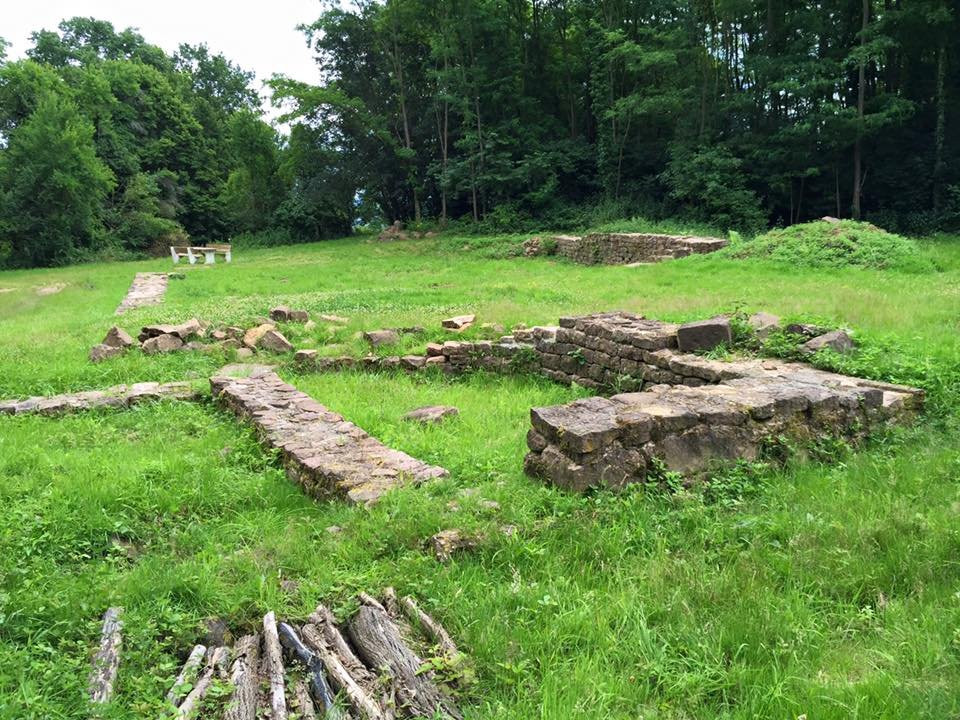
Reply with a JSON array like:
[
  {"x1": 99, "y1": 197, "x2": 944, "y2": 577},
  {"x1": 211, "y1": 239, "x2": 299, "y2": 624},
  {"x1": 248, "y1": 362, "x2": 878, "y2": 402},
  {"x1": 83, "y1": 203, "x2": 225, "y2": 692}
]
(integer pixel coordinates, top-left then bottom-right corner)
[{"x1": 2, "y1": 0, "x2": 325, "y2": 122}]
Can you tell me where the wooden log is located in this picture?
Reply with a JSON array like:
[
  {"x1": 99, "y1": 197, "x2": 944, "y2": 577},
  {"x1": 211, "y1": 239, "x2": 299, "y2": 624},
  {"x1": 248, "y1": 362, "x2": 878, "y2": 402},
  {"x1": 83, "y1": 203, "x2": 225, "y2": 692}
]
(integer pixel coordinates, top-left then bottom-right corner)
[
  {"x1": 224, "y1": 634, "x2": 260, "y2": 720},
  {"x1": 277, "y1": 621, "x2": 340, "y2": 718},
  {"x1": 358, "y1": 592, "x2": 386, "y2": 612},
  {"x1": 399, "y1": 596, "x2": 459, "y2": 658},
  {"x1": 292, "y1": 677, "x2": 317, "y2": 720},
  {"x1": 166, "y1": 644, "x2": 207, "y2": 706},
  {"x1": 88, "y1": 607, "x2": 123, "y2": 704},
  {"x1": 262, "y1": 611, "x2": 288, "y2": 720},
  {"x1": 300, "y1": 623, "x2": 385, "y2": 720},
  {"x1": 307, "y1": 605, "x2": 372, "y2": 684},
  {"x1": 177, "y1": 646, "x2": 230, "y2": 718},
  {"x1": 346, "y1": 605, "x2": 462, "y2": 720}
]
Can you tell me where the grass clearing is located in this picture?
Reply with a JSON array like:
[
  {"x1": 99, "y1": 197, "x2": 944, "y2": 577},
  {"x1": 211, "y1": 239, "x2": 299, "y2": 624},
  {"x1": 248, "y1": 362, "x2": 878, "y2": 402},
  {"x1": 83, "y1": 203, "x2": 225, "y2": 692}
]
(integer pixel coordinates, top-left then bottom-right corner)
[{"x1": 1, "y1": 233, "x2": 959, "y2": 718}]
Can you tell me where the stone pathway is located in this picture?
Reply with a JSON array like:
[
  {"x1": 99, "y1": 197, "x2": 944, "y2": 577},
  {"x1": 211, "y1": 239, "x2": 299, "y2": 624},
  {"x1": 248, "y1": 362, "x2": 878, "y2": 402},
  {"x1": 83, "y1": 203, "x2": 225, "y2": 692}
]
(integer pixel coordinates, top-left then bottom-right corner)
[
  {"x1": 211, "y1": 369, "x2": 448, "y2": 504},
  {"x1": 0, "y1": 381, "x2": 200, "y2": 416},
  {"x1": 115, "y1": 272, "x2": 169, "y2": 315}
]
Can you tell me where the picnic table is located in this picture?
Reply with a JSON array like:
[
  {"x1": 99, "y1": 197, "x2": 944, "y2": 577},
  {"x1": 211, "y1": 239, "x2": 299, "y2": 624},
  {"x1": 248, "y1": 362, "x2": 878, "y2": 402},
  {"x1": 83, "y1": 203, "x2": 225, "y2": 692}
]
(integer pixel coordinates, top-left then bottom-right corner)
[{"x1": 170, "y1": 243, "x2": 232, "y2": 264}]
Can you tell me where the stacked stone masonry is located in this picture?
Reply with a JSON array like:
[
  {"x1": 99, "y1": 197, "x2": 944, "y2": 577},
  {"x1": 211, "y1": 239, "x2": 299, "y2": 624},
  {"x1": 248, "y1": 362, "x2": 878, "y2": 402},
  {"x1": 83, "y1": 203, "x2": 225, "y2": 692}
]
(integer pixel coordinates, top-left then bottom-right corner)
[
  {"x1": 115, "y1": 272, "x2": 169, "y2": 315},
  {"x1": 0, "y1": 381, "x2": 200, "y2": 415},
  {"x1": 211, "y1": 369, "x2": 448, "y2": 504},
  {"x1": 520, "y1": 312, "x2": 923, "y2": 490},
  {"x1": 549, "y1": 233, "x2": 728, "y2": 265}
]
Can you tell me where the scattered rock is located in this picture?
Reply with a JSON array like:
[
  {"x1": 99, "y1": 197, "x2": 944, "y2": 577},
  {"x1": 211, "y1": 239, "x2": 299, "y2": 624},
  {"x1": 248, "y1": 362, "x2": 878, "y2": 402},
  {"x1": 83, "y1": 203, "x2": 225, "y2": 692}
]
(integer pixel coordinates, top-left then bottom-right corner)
[
  {"x1": 139, "y1": 318, "x2": 201, "y2": 342},
  {"x1": 403, "y1": 405, "x2": 459, "y2": 423},
  {"x1": 429, "y1": 529, "x2": 477, "y2": 562},
  {"x1": 481, "y1": 322, "x2": 505, "y2": 334},
  {"x1": 319, "y1": 314, "x2": 349, "y2": 324},
  {"x1": 243, "y1": 323, "x2": 275, "y2": 349},
  {"x1": 480, "y1": 499, "x2": 500, "y2": 511},
  {"x1": 289, "y1": 310, "x2": 309, "y2": 323},
  {"x1": 801, "y1": 330, "x2": 856, "y2": 354},
  {"x1": 364, "y1": 329, "x2": 400, "y2": 347},
  {"x1": 295, "y1": 349, "x2": 318, "y2": 366},
  {"x1": 326, "y1": 525, "x2": 343, "y2": 535},
  {"x1": 225, "y1": 326, "x2": 244, "y2": 340},
  {"x1": 269, "y1": 306, "x2": 292, "y2": 322},
  {"x1": 259, "y1": 329, "x2": 294, "y2": 353},
  {"x1": 141, "y1": 334, "x2": 184, "y2": 354},
  {"x1": 236, "y1": 347, "x2": 254, "y2": 359},
  {"x1": 676, "y1": 317, "x2": 732, "y2": 352},
  {"x1": 378, "y1": 220, "x2": 405, "y2": 241},
  {"x1": 785, "y1": 322, "x2": 828, "y2": 338},
  {"x1": 748, "y1": 312, "x2": 781, "y2": 339},
  {"x1": 425, "y1": 342, "x2": 444, "y2": 357},
  {"x1": 821, "y1": 216, "x2": 841, "y2": 224},
  {"x1": 89, "y1": 344, "x2": 124, "y2": 363},
  {"x1": 221, "y1": 338, "x2": 241, "y2": 350},
  {"x1": 210, "y1": 330, "x2": 227, "y2": 341},
  {"x1": 102, "y1": 326, "x2": 135, "y2": 349},
  {"x1": 280, "y1": 579, "x2": 300, "y2": 595},
  {"x1": 442, "y1": 314, "x2": 476, "y2": 331}
]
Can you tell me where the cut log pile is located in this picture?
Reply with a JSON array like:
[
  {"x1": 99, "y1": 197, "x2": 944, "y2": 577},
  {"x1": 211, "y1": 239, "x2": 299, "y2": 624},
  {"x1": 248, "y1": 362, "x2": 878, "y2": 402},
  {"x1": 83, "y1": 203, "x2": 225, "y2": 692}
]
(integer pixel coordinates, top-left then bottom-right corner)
[{"x1": 89, "y1": 591, "x2": 466, "y2": 718}]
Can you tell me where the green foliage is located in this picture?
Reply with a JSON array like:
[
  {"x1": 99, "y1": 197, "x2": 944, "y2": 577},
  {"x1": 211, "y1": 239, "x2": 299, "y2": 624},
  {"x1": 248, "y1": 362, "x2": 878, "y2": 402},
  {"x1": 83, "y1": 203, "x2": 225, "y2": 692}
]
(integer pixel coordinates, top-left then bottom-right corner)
[
  {"x1": 724, "y1": 219, "x2": 936, "y2": 273},
  {"x1": 0, "y1": 92, "x2": 114, "y2": 267}
]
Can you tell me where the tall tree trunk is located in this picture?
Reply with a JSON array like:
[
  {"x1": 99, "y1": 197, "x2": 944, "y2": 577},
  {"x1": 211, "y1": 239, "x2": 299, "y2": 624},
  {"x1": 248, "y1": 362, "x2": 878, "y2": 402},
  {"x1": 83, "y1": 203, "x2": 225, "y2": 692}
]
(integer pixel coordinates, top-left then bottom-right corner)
[
  {"x1": 389, "y1": 24, "x2": 420, "y2": 222},
  {"x1": 933, "y1": 41, "x2": 947, "y2": 214},
  {"x1": 852, "y1": 0, "x2": 869, "y2": 221}
]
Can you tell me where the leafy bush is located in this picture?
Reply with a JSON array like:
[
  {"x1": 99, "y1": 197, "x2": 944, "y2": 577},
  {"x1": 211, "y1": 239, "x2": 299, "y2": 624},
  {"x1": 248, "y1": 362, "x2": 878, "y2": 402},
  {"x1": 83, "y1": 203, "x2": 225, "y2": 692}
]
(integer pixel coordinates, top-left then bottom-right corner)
[{"x1": 722, "y1": 219, "x2": 936, "y2": 273}]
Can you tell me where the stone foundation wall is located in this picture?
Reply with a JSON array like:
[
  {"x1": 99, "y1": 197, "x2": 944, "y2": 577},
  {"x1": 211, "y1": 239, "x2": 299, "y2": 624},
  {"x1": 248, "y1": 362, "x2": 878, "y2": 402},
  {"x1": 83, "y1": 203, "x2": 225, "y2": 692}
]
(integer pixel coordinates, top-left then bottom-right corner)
[{"x1": 545, "y1": 233, "x2": 728, "y2": 265}]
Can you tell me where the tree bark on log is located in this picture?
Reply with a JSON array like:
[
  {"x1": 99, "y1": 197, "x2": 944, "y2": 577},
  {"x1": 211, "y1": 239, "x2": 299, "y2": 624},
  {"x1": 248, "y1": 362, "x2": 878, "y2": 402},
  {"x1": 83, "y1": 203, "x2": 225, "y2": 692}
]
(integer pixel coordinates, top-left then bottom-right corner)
[
  {"x1": 262, "y1": 611, "x2": 288, "y2": 720},
  {"x1": 278, "y1": 621, "x2": 341, "y2": 718},
  {"x1": 307, "y1": 605, "x2": 373, "y2": 685},
  {"x1": 224, "y1": 634, "x2": 260, "y2": 720},
  {"x1": 293, "y1": 677, "x2": 318, "y2": 720},
  {"x1": 88, "y1": 607, "x2": 123, "y2": 704},
  {"x1": 346, "y1": 605, "x2": 462, "y2": 720},
  {"x1": 399, "y1": 596, "x2": 459, "y2": 658},
  {"x1": 177, "y1": 646, "x2": 230, "y2": 718},
  {"x1": 166, "y1": 644, "x2": 207, "y2": 706},
  {"x1": 301, "y1": 623, "x2": 386, "y2": 720}
]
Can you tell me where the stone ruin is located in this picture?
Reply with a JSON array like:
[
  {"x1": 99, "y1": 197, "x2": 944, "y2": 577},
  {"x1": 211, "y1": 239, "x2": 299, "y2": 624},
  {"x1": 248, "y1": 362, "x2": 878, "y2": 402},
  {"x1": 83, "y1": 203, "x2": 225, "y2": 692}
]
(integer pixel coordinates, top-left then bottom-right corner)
[
  {"x1": 115, "y1": 272, "x2": 170, "y2": 314},
  {"x1": 525, "y1": 232, "x2": 728, "y2": 265},
  {"x1": 211, "y1": 366, "x2": 448, "y2": 504},
  {"x1": 521, "y1": 313, "x2": 922, "y2": 490}
]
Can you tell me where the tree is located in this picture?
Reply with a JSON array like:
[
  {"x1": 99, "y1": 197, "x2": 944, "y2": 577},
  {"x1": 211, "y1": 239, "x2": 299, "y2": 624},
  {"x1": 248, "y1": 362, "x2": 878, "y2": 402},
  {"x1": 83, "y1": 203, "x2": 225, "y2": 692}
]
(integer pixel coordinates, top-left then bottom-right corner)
[{"x1": 0, "y1": 93, "x2": 114, "y2": 266}]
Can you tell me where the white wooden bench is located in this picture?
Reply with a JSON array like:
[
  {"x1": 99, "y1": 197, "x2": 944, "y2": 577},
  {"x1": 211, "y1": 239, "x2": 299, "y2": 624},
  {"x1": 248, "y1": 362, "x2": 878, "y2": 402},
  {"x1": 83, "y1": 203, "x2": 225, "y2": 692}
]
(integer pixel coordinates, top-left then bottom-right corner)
[{"x1": 170, "y1": 244, "x2": 232, "y2": 264}]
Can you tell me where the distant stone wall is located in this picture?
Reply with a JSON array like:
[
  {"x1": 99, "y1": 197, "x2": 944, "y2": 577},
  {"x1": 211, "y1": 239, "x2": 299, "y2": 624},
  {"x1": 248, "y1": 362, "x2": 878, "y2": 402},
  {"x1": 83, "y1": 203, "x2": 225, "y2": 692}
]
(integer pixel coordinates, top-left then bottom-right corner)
[{"x1": 532, "y1": 233, "x2": 728, "y2": 265}]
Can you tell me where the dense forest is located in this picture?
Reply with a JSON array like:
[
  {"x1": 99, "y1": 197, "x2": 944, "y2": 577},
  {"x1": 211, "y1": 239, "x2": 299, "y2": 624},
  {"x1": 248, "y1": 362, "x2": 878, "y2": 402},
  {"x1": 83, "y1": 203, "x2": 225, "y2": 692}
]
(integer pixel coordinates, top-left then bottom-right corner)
[{"x1": 1, "y1": 2, "x2": 959, "y2": 267}]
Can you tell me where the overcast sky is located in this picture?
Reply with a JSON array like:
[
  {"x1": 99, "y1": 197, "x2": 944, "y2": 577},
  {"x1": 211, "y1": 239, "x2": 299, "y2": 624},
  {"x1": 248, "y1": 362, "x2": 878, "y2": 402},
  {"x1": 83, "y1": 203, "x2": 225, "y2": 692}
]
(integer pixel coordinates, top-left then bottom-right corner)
[{"x1": 3, "y1": 0, "x2": 324, "y2": 120}]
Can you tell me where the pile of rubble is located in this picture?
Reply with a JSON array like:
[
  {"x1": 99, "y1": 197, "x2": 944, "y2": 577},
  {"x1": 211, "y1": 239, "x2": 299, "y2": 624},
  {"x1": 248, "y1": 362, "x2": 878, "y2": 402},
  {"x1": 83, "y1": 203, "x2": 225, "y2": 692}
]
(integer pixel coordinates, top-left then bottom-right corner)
[
  {"x1": 88, "y1": 590, "x2": 465, "y2": 719},
  {"x1": 524, "y1": 232, "x2": 728, "y2": 265}
]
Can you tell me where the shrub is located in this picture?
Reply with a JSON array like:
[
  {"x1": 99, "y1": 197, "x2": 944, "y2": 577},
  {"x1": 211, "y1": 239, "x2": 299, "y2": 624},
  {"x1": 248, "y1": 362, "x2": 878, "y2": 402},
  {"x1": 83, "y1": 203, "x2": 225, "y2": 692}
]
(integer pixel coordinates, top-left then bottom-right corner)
[{"x1": 722, "y1": 219, "x2": 936, "y2": 273}]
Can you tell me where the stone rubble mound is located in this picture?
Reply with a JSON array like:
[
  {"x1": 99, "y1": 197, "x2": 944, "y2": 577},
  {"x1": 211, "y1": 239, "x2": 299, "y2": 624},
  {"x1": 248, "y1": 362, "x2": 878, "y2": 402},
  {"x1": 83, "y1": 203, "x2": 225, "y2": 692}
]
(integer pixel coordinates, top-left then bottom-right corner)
[{"x1": 210, "y1": 369, "x2": 448, "y2": 504}]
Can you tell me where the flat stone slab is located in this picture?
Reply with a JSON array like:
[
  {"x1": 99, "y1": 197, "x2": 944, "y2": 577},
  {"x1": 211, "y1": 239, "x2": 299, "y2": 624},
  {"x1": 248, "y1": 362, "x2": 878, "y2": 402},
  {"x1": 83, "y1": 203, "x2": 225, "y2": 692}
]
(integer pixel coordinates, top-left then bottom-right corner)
[
  {"x1": 210, "y1": 371, "x2": 448, "y2": 504},
  {"x1": 404, "y1": 405, "x2": 459, "y2": 423},
  {"x1": 0, "y1": 381, "x2": 200, "y2": 416},
  {"x1": 115, "y1": 273, "x2": 169, "y2": 315}
]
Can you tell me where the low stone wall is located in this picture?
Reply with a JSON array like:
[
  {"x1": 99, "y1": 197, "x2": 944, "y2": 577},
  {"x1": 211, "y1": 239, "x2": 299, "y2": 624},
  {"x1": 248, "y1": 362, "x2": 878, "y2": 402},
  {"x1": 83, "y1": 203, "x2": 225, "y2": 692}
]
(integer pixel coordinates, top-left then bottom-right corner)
[
  {"x1": 521, "y1": 313, "x2": 923, "y2": 490},
  {"x1": 539, "y1": 233, "x2": 728, "y2": 265},
  {"x1": 0, "y1": 381, "x2": 200, "y2": 415},
  {"x1": 211, "y1": 369, "x2": 448, "y2": 504}
]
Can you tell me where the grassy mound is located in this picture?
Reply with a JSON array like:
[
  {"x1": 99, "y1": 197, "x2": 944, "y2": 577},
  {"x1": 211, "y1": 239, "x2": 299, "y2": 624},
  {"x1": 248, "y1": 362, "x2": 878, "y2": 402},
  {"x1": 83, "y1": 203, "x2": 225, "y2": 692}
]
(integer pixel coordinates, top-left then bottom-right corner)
[{"x1": 724, "y1": 219, "x2": 936, "y2": 272}]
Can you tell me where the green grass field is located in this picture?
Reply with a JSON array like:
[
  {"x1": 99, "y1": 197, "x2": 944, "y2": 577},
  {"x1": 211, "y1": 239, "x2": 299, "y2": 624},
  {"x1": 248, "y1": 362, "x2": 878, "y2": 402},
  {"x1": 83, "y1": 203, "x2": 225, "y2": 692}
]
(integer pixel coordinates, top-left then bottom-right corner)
[{"x1": 1, "y1": 233, "x2": 959, "y2": 719}]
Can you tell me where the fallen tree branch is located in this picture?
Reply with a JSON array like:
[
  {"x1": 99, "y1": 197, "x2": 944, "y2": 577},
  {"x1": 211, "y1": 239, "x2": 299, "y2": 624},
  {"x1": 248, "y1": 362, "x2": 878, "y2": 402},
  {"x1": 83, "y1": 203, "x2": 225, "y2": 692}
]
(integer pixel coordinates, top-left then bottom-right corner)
[
  {"x1": 399, "y1": 595, "x2": 459, "y2": 658},
  {"x1": 224, "y1": 634, "x2": 259, "y2": 720},
  {"x1": 347, "y1": 604, "x2": 462, "y2": 719},
  {"x1": 278, "y1": 621, "x2": 341, "y2": 718},
  {"x1": 177, "y1": 646, "x2": 229, "y2": 718},
  {"x1": 166, "y1": 644, "x2": 207, "y2": 707},
  {"x1": 88, "y1": 607, "x2": 123, "y2": 705},
  {"x1": 301, "y1": 623, "x2": 385, "y2": 720},
  {"x1": 262, "y1": 611, "x2": 288, "y2": 720}
]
